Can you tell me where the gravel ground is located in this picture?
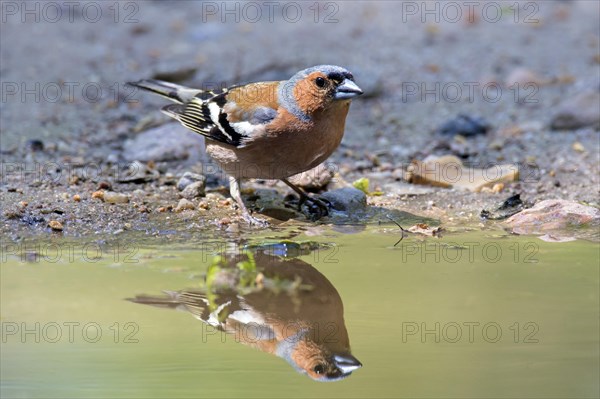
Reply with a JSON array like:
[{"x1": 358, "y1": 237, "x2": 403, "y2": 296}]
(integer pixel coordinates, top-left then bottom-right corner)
[{"x1": 1, "y1": 0, "x2": 599, "y2": 240}]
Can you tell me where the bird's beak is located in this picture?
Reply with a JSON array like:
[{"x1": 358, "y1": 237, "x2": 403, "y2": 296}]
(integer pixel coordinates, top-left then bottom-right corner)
[
  {"x1": 334, "y1": 79, "x2": 363, "y2": 100},
  {"x1": 334, "y1": 354, "x2": 363, "y2": 374}
]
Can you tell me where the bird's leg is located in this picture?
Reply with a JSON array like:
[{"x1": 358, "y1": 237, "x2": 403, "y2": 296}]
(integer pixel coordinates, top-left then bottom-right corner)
[
  {"x1": 229, "y1": 176, "x2": 268, "y2": 226},
  {"x1": 281, "y1": 178, "x2": 330, "y2": 219}
]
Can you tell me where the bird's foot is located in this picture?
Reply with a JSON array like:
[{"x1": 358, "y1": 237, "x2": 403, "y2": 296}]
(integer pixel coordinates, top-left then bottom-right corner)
[
  {"x1": 242, "y1": 212, "x2": 270, "y2": 227},
  {"x1": 299, "y1": 196, "x2": 331, "y2": 221}
]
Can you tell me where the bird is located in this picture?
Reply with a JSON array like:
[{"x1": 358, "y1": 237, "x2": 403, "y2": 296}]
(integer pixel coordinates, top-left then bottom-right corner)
[
  {"x1": 128, "y1": 65, "x2": 363, "y2": 225},
  {"x1": 127, "y1": 251, "x2": 362, "y2": 381}
]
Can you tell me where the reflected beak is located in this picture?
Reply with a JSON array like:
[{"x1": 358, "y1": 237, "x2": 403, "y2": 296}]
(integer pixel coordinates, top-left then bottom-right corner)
[
  {"x1": 334, "y1": 79, "x2": 363, "y2": 100},
  {"x1": 334, "y1": 354, "x2": 363, "y2": 374}
]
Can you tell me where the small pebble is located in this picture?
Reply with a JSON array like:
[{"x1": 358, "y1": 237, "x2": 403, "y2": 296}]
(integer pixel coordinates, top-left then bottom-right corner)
[
  {"x1": 103, "y1": 191, "x2": 130, "y2": 204},
  {"x1": 492, "y1": 183, "x2": 505, "y2": 193},
  {"x1": 26, "y1": 139, "x2": 44, "y2": 152},
  {"x1": 174, "y1": 199, "x2": 195, "y2": 212},
  {"x1": 181, "y1": 181, "x2": 205, "y2": 199},
  {"x1": 572, "y1": 142, "x2": 585, "y2": 153},
  {"x1": 198, "y1": 201, "x2": 210, "y2": 210},
  {"x1": 92, "y1": 191, "x2": 104, "y2": 200},
  {"x1": 219, "y1": 217, "x2": 231, "y2": 225},
  {"x1": 48, "y1": 220, "x2": 63, "y2": 231},
  {"x1": 73, "y1": 194, "x2": 81, "y2": 202},
  {"x1": 437, "y1": 114, "x2": 490, "y2": 137},
  {"x1": 206, "y1": 193, "x2": 226, "y2": 201},
  {"x1": 219, "y1": 198, "x2": 233, "y2": 207},
  {"x1": 19, "y1": 201, "x2": 28, "y2": 208},
  {"x1": 177, "y1": 172, "x2": 206, "y2": 191}
]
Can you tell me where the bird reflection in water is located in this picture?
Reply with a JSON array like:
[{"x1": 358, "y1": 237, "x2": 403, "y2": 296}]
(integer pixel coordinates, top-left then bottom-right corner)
[{"x1": 128, "y1": 250, "x2": 362, "y2": 381}]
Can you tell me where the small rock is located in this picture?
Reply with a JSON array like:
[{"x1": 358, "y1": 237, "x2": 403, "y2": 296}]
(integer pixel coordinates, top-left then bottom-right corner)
[
  {"x1": 481, "y1": 194, "x2": 526, "y2": 220},
  {"x1": 219, "y1": 198, "x2": 233, "y2": 207},
  {"x1": 117, "y1": 160, "x2": 159, "y2": 183},
  {"x1": 103, "y1": 191, "x2": 130, "y2": 204},
  {"x1": 320, "y1": 188, "x2": 367, "y2": 213},
  {"x1": 181, "y1": 181, "x2": 206, "y2": 199},
  {"x1": 505, "y1": 199, "x2": 600, "y2": 235},
  {"x1": 406, "y1": 155, "x2": 518, "y2": 192},
  {"x1": 572, "y1": 141, "x2": 585, "y2": 153},
  {"x1": 206, "y1": 193, "x2": 226, "y2": 201},
  {"x1": 48, "y1": 220, "x2": 63, "y2": 231},
  {"x1": 551, "y1": 90, "x2": 600, "y2": 130},
  {"x1": 73, "y1": 194, "x2": 81, "y2": 202},
  {"x1": 25, "y1": 139, "x2": 44, "y2": 152},
  {"x1": 198, "y1": 201, "x2": 210, "y2": 210},
  {"x1": 287, "y1": 163, "x2": 334, "y2": 192},
  {"x1": 177, "y1": 171, "x2": 206, "y2": 189},
  {"x1": 91, "y1": 191, "x2": 104, "y2": 200},
  {"x1": 174, "y1": 198, "x2": 195, "y2": 212},
  {"x1": 437, "y1": 114, "x2": 490, "y2": 137},
  {"x1": 492, "y1": 183, "x2": 504, "y2": 193},
  {"x1": 219, "y1": 217, "x2": 231, "y2": 225},
  {"x1": 19, "y1": 201, "x2": 28, "y2": 208},
  {"x1": 123, "y1": 123, "x2": 205, "y2": 162}
]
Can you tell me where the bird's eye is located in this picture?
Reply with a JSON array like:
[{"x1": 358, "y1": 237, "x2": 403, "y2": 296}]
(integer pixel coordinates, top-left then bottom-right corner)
[
  {"x1": 315, "y1": 77, "x2": 326, "y2": 88},
  {"x1": 313, "y1": 364, "x2": 325, "y2": 375}
]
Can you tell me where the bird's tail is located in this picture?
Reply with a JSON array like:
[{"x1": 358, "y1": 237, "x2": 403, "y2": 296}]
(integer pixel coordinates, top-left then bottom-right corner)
[
  {"x1": 126, "y1": 290, "x2": 183, "y2": 310},
  {"x1": 127, "y1": 79, "x2": 201, "y2": 104}
]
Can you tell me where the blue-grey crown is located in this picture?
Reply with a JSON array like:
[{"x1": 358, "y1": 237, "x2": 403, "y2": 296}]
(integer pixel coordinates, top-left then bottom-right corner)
[{"x1": 278, "y1": 65, "x2": 354, "y2": 122}]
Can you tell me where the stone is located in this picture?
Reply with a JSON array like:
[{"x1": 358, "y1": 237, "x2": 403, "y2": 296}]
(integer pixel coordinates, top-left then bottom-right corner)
[
  {"x1": 505, "y1": 200, "x2": 600, "y2": 235},
  {"x1": 175, "y1": 198, "x2": 195, "y2": 212},
  {"x1": 117, "y1": 160, "x2": 159, "y2": 183},
  {"x1": 550, "y1": 91, "x2": 600, "y2": 130},
  {"x1": 48, "y1": 220, "x2": 63, "y2": 231},
  {"x1": 103, "y1": 191, "x2": 130, "y2": 204},
  {"x1": 181, "y1": 181, "x2": 206, "y2": 199},
  {"x1": 437, "y1": 114, "x2": 490, "y2": 137},
  {"x1": 177, "y1": 172, "x2": 206, "y2": 191},
  {"x1": 287, "y1": 163, "x2": 334, "y2": 191},
  {"x1": 406, "y1": 155, "x2": 518, "y2": 192},
  {"x1": 320, "y1": 188, "x2": 367, "y2": 213}
]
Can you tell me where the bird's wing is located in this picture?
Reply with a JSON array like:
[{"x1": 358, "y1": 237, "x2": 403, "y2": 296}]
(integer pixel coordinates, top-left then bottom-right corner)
[{"x1": 162, "y1": 81, "x2": 281, "y2": 148}]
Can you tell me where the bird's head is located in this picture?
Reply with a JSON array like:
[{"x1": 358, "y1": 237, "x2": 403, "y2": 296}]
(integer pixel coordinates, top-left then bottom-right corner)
[
  {"x1": 278, "y1": 333, "x2": 362, "y2": 382},
  {"x1": 279, "y1": 65, "x2": 363, "y2": 121}
]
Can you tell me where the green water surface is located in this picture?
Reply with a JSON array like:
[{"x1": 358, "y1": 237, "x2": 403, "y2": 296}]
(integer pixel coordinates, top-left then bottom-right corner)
[{"x1": 1, "y1": 227, "x2": 598, "y2": 398}]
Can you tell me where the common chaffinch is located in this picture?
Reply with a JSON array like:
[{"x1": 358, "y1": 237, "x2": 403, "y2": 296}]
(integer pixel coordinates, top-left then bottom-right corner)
[
  {"x1": 129, "y1": 65, "x2": 363, "y2": 225},
  {"x1": 128, "y1": 251, "x2": 362, "y2": 381}
]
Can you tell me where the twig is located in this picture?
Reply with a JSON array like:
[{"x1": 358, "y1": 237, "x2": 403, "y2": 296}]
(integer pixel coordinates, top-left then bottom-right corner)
[{"x1": 386, "y1": 215, "x2": 406, "y2": 246}]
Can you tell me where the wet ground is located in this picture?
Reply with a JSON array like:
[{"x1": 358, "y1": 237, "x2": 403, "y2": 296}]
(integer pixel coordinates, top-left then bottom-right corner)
[
  {"x1": 1, "y1": 1, "x2": 599, "y2": 397},
  {"x1": 1, "y1": 0, "x2": 599, "y2": 239}
]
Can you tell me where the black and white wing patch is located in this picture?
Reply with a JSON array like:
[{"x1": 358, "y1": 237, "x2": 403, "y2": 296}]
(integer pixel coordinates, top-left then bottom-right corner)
[{"x1": 162, "y1": 90, "x2": 276, "y2": 148}]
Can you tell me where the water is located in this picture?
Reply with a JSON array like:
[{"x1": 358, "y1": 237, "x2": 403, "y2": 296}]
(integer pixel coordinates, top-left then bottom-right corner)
[{"x1": 2, "y1": 227, "x2": 598, "y2": 398}]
